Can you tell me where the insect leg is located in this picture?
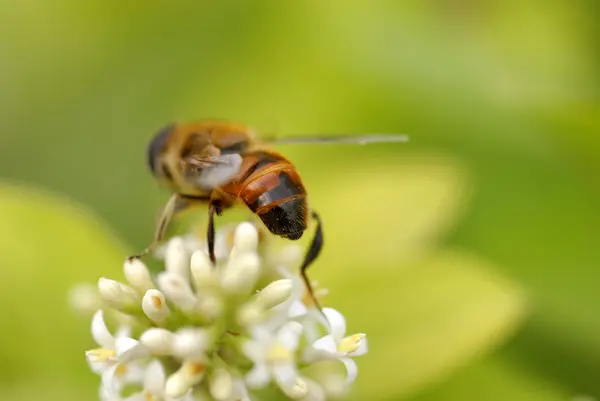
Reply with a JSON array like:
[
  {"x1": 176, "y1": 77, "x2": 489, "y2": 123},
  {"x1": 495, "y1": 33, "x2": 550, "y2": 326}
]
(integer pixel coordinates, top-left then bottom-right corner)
[
  {"x1": 300, "y1": 210, "x2": 324, "y2": 310},
  {"x1": 207, "y1": 200, "x2": 224, "y2": 266},
  {"x1": 128, "y1": 193, "x2": 183, "y2": 261}
]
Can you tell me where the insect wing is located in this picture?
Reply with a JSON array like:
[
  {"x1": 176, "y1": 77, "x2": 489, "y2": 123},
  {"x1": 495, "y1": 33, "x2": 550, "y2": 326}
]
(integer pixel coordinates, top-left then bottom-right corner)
[
  {"x1": 263, "y1": 133, "x2": 410, "y2": 146},
  {"x1": 196, "y1": 154, "x2": 243, "y2": 190}
]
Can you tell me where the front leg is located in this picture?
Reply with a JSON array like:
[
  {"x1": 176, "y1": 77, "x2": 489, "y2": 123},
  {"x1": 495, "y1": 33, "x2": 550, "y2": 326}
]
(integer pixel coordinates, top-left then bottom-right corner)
[{"x1": 128, "y1": 193, "x2": 208, "y2": 261}]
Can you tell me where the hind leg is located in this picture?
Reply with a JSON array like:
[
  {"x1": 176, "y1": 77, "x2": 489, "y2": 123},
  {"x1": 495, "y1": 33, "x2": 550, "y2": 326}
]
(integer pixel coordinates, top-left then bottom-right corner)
[{"x1": 299, "y1": 210, "x2": 324, "y2": 310}]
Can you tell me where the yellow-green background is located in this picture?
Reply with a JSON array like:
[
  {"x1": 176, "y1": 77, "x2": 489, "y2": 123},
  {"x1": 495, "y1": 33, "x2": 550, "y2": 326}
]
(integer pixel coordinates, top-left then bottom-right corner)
[{"x1": 1, "y1": 1, "x2": 599, "y2": 400}]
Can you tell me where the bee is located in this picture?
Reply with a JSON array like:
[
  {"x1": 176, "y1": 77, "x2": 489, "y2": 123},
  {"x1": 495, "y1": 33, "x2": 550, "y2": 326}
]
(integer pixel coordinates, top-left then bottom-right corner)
[{"x1": 129, "y1": 120, "x2": 407, "y2": 308}]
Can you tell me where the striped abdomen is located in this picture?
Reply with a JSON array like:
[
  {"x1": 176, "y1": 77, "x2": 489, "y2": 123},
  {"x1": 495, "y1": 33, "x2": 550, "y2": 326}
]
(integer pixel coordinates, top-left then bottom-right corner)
[{"x1": 223, "y1": 151, "x2": 308, "y2": 240}]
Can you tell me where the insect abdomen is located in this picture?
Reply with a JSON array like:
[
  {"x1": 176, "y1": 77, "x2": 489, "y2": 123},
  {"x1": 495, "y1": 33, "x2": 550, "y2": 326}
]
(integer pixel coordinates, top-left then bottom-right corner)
[{"x1": 237, "y1": 152, "x2": 308, "y2": 240}]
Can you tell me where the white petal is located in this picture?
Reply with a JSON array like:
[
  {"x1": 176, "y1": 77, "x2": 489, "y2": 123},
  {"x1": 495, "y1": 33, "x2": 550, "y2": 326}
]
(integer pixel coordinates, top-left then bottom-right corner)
[
  {"x1": 322, "y1": 308, "x2": 346, "y2": 340},
  {"x1": 272, "y1": 362, "x2": 299, "y2": 390},
  {"x1": 99, "y1": 377, "x2": 121, "y2": 401},
  {"x1": 86, "y1": 352, "x2": 113, "y2": 374},
  {"x1": 286, "y1": 378, "x2": 309, "y2": 399},
  {"x1": 312, "y1": 335, "x2": 337, "y2": 353},
  {"x1": 115, "y1": 337, "x2": 149, "y2": 362},
  {"x1": 165, "y1": 237, "x2": 190, "y2": 281},
  {"x1": 307, "y1": 335, "x2": 338, "y2": 361},
  {"x1": 300, "y1": 378, "x2": 326, "y2": 401},
  {"x1": 123, "y1": 393, "x2": 145, "y2": 401},
  {"x1": 115, "y1": 325, "x2": 132, "y2": 340},
  {"x1": 288, "y1": 301, "x2": 308, "y2": 319},
  {"x1": 91, "y1": 310, "x2": 115, "y2": 349},
  {"x1": 232, "y1": 378, "x2": 251, "y2": 401},
  {"x1": 100, "y1": 364, "x2": 123, "y2": 397},
  {"x1": 250, "y1": 326, "x2": 273, "y2": 343},
  {"x1": 277, "y1": 321, "x2": 303, "y2": 350},
  {"x1": 209, "y1": 367, "x2": 233, "y2": 400},
  {"x1": 144, "y1": 359, "x2": 166, "y2": 395},
  {"x1": 121, "y1": 362, "x2": 146, "y2": 385},
  {"x1": 242, "y1": 339, "x2": 267, "y2": 363},
  {"x1": 245, "y1": 363, "x2": 270, "y2": 388},
  {"x1": 341, "y1": 357, "x2": 358, "y2": 387},
  {"x1": 301, "y1": 318, "x2": 321, "y2": 344},
  {"x1": 320, "y1": 374, "x2": 347, "y2": 398}
]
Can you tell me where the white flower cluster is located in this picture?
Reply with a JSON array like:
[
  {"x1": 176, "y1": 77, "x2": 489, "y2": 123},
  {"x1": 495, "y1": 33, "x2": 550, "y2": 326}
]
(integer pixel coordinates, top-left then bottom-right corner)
[{"x1": 83, "y1": 222, "x2": 367, "y2": 401}]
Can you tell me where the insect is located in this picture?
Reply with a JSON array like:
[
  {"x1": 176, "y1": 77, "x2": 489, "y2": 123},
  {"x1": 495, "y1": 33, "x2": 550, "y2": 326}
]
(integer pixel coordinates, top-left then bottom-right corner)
[{"x1": 128, "y1": 120, "x2": 407, "y2": 309}]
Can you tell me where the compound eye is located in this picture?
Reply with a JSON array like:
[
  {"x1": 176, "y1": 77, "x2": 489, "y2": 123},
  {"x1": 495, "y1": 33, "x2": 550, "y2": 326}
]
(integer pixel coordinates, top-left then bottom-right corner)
[{"x1": 147, "y1": 123, "x2": 175, "y2": 174}]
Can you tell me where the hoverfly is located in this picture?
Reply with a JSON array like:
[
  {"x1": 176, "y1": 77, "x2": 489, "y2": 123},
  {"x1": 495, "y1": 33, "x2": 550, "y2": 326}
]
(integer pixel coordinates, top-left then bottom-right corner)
[{"x1": 129, "y1": 120, "x2": 407, "y2": 308}]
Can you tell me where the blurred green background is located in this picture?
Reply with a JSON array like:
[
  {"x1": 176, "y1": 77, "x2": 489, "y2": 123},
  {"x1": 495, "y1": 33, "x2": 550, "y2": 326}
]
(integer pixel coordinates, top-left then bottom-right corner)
[{"x1": 1, "y1": 1, "x2": 599, "y2": 400}]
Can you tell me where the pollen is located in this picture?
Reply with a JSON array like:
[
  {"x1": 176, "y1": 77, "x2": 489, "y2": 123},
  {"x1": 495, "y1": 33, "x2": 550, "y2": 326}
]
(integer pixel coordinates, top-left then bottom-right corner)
[
  {"x1": 85, "y1": 347, "x2": 116, "y2": 362},
  {"x1": 145, "y1": 392, "x2": 158, "y2": 401},
  {"x1": 338, "y1": 334, "x2": 366, "y2": 354},
  {"x1": 302, "y1": 285, "x2": 326, "y2": 306},
  {"x1": 266, "y1": 343, "x2": 293, "y2": 363},
  {"x1": 187, "y1": 362, "x2": 207, "y2": 376},
  {"x1": 115, "y1": 363, "x2": 129, "y2": 377},
  {"x1": 151, "y1": 295, "x2": 163, "y2": 309},
  {"x1": 226, "y1": 230, "x2": 236, "y2": 250}
]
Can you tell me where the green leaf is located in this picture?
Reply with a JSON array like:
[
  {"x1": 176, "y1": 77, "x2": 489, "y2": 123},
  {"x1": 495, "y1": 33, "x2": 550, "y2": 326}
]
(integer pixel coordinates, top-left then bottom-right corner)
[
  {"x1": 321, "y1": 249, "x2": 528, "y2": 400},
  {"x1": 304, "y1": 152, "x2": 470, "y2": 268},
  {"x1": 0, "y1": 377, "x2": 95, "y2": 401},
  {"x1": 0, "y1": 182, "x2": 128, "y2": 388},
  {"x1": 406, "y1": 354, "x2": 571, "y2": 401}
]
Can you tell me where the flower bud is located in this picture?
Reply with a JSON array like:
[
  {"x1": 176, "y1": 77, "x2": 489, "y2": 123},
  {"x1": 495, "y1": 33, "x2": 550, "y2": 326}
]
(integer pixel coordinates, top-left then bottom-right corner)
[
  {"x1": 231, "y1": 222, "x2": 258, "y2": 256},
  {"x1": 165, "y1": 361, "x2": 207, "y2": 398},
  {"x1": 165, "y1": 237, "x2": 190, "y2": 280},
  {"x1": 190, "y1": 250, "x2": 218, "y2": 291},
  {"x1": 123, "y1": 258, "x2": 154, "y2": 294},
  {"x1": 284, "y1": 377, "x2": 309, "y2": 399},
  {"x1": 142, "y1": 289, "x2": 170, "y2": 324},
  {"x1": 221, "y1": 253, "x2": 260, "y2": 294},
  {"x1": 237, "y1": 303, "x2": 263, "y2": 327},
  {"x1": 97, "y1": 277, "x2": 139, "y2": 313},
  {"x1": 197, "y1": 294, "x2": 223, "y2": 321},
  {"x1": 140, "y1": 328, "x2": 175, "y2": 355},
  {"x1": 254, "y1": 279, "x2": 293, "y2": 309},
  {"x1": 209, "y1": 367, "x2": 233, "y2": 400},
  {"x1": 157, "y1": 272, "x2": 197, "y2": 312},
  {"x1": 173, "y1": 328, "x2": 209, "y2": 361},
  {"x1": 68, "y1": 283, "x2": 100, "y2": 315}
]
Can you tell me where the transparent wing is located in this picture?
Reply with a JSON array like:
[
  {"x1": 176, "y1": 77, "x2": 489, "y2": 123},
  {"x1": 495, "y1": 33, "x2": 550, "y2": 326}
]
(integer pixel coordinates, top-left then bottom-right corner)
[
  {"x1": 264, "y1": 133, "x2": 410, "y2": 146},
  {"x1": 194, "y1": 154, "x2": 243, "y2": 190}
]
